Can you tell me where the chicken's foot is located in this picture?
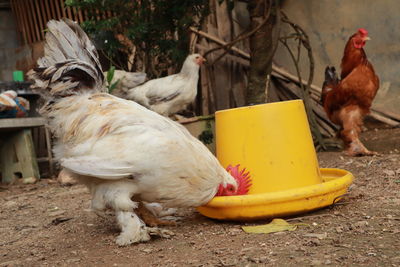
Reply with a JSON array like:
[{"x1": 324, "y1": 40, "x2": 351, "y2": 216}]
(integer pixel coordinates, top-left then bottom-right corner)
[
  {"x1": 135, "y1": 202, "x2": 177, "y2": 227},
  {"x1": 115, "y1": 210, "x2": 150, "y2": 246},
  {"x1": 345, "y1": 140, "x2": 378, "y2": 157},
  {"x1": 147, "y1": 227, "x2": 175, "y2": 238}
]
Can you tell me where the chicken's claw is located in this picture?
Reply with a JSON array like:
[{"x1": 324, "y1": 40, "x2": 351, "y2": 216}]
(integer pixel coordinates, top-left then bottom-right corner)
[
  {"x1": 147, "y1": 227, "x2": 175, "y2": 238},
  {"x1": 346, "y1": 141, "x2": 378, "y2": 157},
  {"x1": 116, "y1": 231, "x2": 150, "y2": 246},
  {"x1": 115, "y1": 211, "x2": 151, "y2": 246},
  {"x1": 346, "y1": 150, "x2": 378, "y2": 157}
]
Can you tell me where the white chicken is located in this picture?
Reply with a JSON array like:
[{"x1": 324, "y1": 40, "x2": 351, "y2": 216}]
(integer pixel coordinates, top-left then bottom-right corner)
[
  {"x1": 28, "y1": 19, "x2": 249, "y2": 246},
  {"x1": 125, "y1": 53, "x2": 205, "y2": 117},
  {"x1": 105, "y1": 70, "x2": 146, "y2": 97}
]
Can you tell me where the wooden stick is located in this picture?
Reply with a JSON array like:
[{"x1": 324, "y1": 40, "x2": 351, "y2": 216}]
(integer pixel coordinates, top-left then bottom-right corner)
[
  {"x1": 372, "y1": 107, "x2": 400, "y2": 122},
  {"x1": 370, "y1": 111, "x2": 399, "y2": 127},
  {"x1": 272, "y1": 65, "x2": 323, "y2": 93},
  {"x1": 190, "y1": 27, "x2": 250, "y2": 59},
  {"x1": 195, "y1": 44, "x2": 250, "y2": 66}
]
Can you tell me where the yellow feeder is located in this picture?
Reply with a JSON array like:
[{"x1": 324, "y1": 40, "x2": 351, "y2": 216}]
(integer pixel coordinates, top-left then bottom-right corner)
[{"x1": 197, "y1": 100, "x2": 353, "y2": 220}]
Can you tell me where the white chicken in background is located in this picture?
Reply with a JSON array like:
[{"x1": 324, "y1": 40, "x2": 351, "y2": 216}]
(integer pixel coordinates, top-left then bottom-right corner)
[
  {"x1": 28, "y1": 19, "x2": 250, "y2": 246},
  {"x1": 125, "y1": 53, "x2": 206, "y2": 117},
  {"x1": 104, "y1": 70, "x2": 147, "y2": 97}
]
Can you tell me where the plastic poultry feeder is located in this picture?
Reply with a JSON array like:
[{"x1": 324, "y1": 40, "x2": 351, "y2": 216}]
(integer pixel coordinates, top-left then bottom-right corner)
[{"x1": 197, "y1": 100, "x2": 353, "y2": 221}]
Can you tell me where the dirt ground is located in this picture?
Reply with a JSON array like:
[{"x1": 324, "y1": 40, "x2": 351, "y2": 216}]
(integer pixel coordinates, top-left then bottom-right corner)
[{"x1": 1, "y1": 126, "x2": 400, "y2": 267}]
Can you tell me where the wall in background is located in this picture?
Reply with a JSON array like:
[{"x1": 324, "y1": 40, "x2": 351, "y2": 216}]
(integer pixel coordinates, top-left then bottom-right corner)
[
  {"x1": 0, "y1": 9, "x2": 42, "y2": 81},
  {"x1": 0, "y1": 9, "x2": 20, "y2": 81}
]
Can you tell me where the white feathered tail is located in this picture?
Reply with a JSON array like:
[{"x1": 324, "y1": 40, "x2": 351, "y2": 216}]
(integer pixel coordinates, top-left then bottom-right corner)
[{"x1": 28, "y1": 19, "x2": 104, "y2": 99}]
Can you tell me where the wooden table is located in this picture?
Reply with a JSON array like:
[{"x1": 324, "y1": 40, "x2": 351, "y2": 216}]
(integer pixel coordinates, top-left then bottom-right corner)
[
  {"x1": 0, "y1": 117, "x2": 47, "y2": 129},
  {"x1": 0, "y1": 117, "x2": 53, "y2": 183}
]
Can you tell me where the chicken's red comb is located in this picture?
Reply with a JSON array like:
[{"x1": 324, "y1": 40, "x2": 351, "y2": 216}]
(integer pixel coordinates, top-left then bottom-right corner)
[
  {"x1": 226, "y1": 164, "x2": 252, "y2": 195},
  {"x1": 358, "y1": 28, "x2": 368, "y2": 36}
]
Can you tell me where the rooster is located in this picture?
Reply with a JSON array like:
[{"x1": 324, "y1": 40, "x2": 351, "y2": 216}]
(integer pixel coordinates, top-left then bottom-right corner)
[
  {"x1": 125, "y1": 53, "x2": 205, "y2": 117},
  {"x1": 28, "y1": 19, "x2": 250, "y2": 246},
  {"x1": 321, "y1": 28, "x2": 379, "y2": 156}
]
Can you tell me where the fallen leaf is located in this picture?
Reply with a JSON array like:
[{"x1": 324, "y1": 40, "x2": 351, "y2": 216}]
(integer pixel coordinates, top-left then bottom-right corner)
[
  {"x1": 242, "y1": 218, "x2": 303, "y2": 234},
  {"x1": 48, "y1": 206, "x2": 59, "y2": 212}
]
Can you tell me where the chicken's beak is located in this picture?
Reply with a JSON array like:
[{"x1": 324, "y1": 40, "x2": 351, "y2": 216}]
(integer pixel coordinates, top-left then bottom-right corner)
[
  {"x1": 363, "y1": 36, "x2": 371, "y2": 41},
  {"x1": 215, "y1": 184, "x2": 224, "y2": 196},
  {"x1": 195, "y1": 56, "x2": 206, "y2": 65}
]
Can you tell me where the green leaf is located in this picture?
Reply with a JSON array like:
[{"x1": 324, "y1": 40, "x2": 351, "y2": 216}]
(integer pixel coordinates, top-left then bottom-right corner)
[
  {"x1": 107, "y1": 65, "x2": 115, "y2": 84},
  {"x1": 242, "y1": 218, "x2": 307, "y2": 234},
  {"x1": 198, "y1": 120, "x2": 213, "y2": 145},
  {"x1": 108, "y1": 79, "x2": 120, "y2": 93}
]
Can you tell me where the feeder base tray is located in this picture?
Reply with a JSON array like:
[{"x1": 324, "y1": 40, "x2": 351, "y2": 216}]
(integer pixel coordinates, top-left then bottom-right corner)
[{"x1": 197, "y1": 168, "x2": 353, "y2": 221}]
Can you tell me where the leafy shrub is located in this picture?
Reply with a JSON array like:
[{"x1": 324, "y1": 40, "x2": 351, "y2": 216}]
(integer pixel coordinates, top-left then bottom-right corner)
[{"x1": 66, "y1": 0, "x2": 209, "y2": 76}]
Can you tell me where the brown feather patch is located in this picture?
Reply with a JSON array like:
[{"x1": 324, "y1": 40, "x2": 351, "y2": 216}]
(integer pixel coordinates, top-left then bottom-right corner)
[{"x1": 97, "y1": 123, "x2": 112, "y2": 138}]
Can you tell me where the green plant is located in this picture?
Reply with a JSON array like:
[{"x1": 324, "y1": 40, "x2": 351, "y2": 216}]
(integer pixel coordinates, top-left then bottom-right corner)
[
  {"x1": 106, "y1": 65, "x2": 120, "y2": 93},
  {"x1": 66, "y1": 0, "x2": 209, "y2": 77},
  {"x1": 198, "y1": 120, "x2": 214, "y2": 145}
]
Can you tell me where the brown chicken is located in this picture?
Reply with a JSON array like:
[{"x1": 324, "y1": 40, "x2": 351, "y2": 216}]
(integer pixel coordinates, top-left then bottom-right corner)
[{"x1": 321, "y1": 28, "x2": 379, "y2": 156}]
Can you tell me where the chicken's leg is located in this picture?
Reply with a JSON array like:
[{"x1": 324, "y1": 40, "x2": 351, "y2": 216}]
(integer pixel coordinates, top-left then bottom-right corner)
[
  {"x1": 144, "y1": 202, "x2": 177, "y2": 217},
  {"x1": 86, "y1": 179, "x2": 154, "y2": 245},
  {"x1": 135, "y1": 202, "x2": 177, "y2": 227},
  {"x1": 339, "y1": 106, "x2": 377, "y2": 156}
]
